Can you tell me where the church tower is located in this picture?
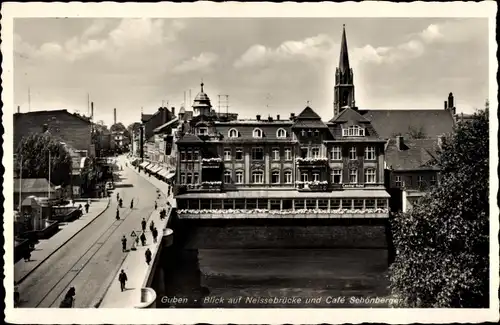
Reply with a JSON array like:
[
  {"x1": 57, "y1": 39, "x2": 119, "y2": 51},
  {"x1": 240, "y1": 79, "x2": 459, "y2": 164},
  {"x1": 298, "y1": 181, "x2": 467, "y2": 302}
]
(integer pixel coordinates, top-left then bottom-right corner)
[{"x1": 333, "y1": 25, "x2": 356, "y2": 117}]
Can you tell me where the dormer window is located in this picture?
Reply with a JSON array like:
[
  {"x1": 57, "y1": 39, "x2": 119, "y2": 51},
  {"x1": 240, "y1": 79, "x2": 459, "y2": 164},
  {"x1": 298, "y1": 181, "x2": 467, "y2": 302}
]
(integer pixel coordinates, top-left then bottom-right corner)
[
  {"x1": 342, "y1": 125, "x2": 365, "y2": 137},
  {"x1": 198, "y1": 127, "x2": 208, "y2": 136},
  {"x1": 253, "y1": 128, "x2": 263, "y2": 138},
  {"x1": 276, "y1": 128, "x2": 287, "y2": 138},
  {"x1": 301, "y1": 130, "x2": 306, "y2": 137},
  {"x1": 228, "y1": 128, "x2": 238, "y2": 138},
  {"x1": 314, "y1": 129, "x2": 320, "y2": 136}
]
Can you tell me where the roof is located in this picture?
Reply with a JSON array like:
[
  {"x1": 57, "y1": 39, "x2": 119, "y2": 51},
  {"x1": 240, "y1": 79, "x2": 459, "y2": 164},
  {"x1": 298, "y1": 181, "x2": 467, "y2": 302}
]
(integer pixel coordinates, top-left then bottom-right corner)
[
  {"x1": 292, "y1": 106, "x2": 328, "y2": 129},
  {"x1": 329, "y1": 106, "x2": 370, "y2": 123},
  {"x1": 358, "y1": 109, "x2": 455, "y2": 139},
  {"x1": 14, "y1": 109, "x2": 92, "y2": 124},
  {"x1": 153, "y1": 117, "x2": 179, "y2": 134},
  {"x1": 141, "y1": 114, "x2": 154, "y2": 123},
  {"x1": 339, "y1": 25, "x2": 351, "y2": 74},
  {"x1": 327, "y1": 107, "x2": 381, "y2": 140},
  {"x1": 296, "y1": 106, "x2": 322, "y2": 120},
  {"x1": 385, "y1": 138, "x2": 440, "y2": 171},
  {"x1": 216, "y1": 123, "x2": 294, "y2": 141},
  {"x1": 176, "y1": 133, "x2": 204, "y2": 144},
  {"x1": 176, "y1": 189, "x2": 390, "y2": 199},
  {"x1": 14, "y1": 178, "x2": 55, "y2": 193}
]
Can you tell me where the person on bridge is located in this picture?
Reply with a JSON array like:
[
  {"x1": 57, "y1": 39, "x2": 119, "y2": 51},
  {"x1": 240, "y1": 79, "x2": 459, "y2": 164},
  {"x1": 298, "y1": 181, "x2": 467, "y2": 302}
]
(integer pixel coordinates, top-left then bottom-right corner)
[
  {"x1": 59, "y1": 287, "x2": 76, "y2": 308},
  {"x1": 149, "y1": 220, "x2": 155, "y2": 233},
  {"x1": 140, "y1": 232, "x2": 146, "y2": 246},
  {"x1": 121, "y1": 235, "x2": 127, "y2": 252},
  {"x1": 145, "y1": 248, "x2": 152, "y2": 265},
  {"x1": 118, "y1": 270, "x2": 128, "y2": 292},
  {"x1": 152, "y1": 227, "x2": 158, "y2": 243},
  {"x1": 141, "y1": 218, "x2": 147, "y2": 232}
]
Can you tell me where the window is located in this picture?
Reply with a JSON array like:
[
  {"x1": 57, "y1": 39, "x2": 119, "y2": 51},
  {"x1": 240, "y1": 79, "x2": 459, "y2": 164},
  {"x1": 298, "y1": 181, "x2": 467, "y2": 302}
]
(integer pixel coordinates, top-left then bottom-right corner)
[
  {"x1": 349, "y1": 147, "x2": 357, "y2": 160},
  {"x1": 222, "y1": 199, "x2": 233, "y2": 209},
  {"x1": 417, "y1": 176, "x2": 425, "y2": 187},
  {"x1": 342, "y1": 125, "x2": 365, "y2": 137},
  {"x1": 253, "y1": 128, "x2": 263, "y2": 138},
  {"x1": 180, "y1": 151, "x2": 186, "y2": 161},
  {"x1": 271, "y1": 171, "x2": 280, "y2": 184},
  {"x1": 311, "y1": 147, "x2": 320, "y2": 158},
  {"x1": 306, "y1": 199, "x2": 316, "y2": 210},
  {"x1": 228, "y1": 128, "x2": 238, "y2": 138},
  {"x1": 300, "y1": 147, "x2": 309, "y2": 159},
  {"x1": 186, "y1": 150, "x2": 192, "y2": 161},
  {"x1": 235, "y1": 171, "x2": 243, "y2": 184},
  {"x1": 224, "y1": 148, "x2": 231, "y2": 161},
  {"x1": 318, "y1": 199, "x2": 328, "y2": 210},
  {"x1": 251, "y1": 147, "x2": 264, "y2": 160},
  {"x1": 285, "y1": 148, "x2": 292, "y2": 160},
  {"x1": 277, "y1": 128, "x2": 287, "y2": 138},
  {"x1": 198, "y1": 127, "x2": 208, "y2": 135},
  {"x1": 349, "y1": 169, "x2": 358, "y2": 184},
  {"x1": 365, "y1": 199, "x2": 376, "y2": 209},
  {"x1": 331, "y1": 199, "x2": 341, "y2": 209},
  {"x1": 252, "y1": 170, "x2": 264, "y2": 184},
  {"x1": 282, "y1": 199, "x2": 293, "y2": 210},
  {"x1": 395, "y1": 175, "x2": 402, "y2": 187},
  {"x1": 284, "y1": 171, "x2": 292, "y2": 184},
  {"x1": 301, "y1": 130, "x2": 306, "y2": 137},
  {"x1": 224, "y1": 170, "x2": 232, "y2": 184},
  {"x1": 272, "y1": 148, "x2": 280, "y2": 161},
  {"x1": 353, "y1": 199, "x2": 364, "y2": 210},
  {"x1": 301, "y1": 172, "x2": 308, "y2": 182},
  {"x1": 258, "y1": 199, "x2": 268, "y2": 209},
  {"x1": 200, "y1": 199, "x2": 211, "y2": 210},
  {"x1": 364, "y1": 146, "x2": 376, "y2": 160},
  {"x1": 212, "y1": 200, "x2": 222, "y2": 210},
  {"x1": 430, "y1": 174, "x2": 437, "y2": 186},
  {"x1": 313, "y1": 172, "x2": 320, "y2": 182},
  {"x1": 236, "y1": 148, "x2": 243, "y2": 161},
  {"x1": 330, "y1": 146, "x2": 341, "y2": 160},
  {"x1": 314, "y1": 129, "x2": 320, "y2": 137},
  {"x1": 342, "y1": 199, "x2": 353, "y2": 209},
  {"x1": 234, "y1": 199, "x2": 245, "y2": 209},
  {"x1": 364, "y1": 168, "x2": 376, "y2": 184},
  {"x1": 377, "y1": 199, "x2": 388, "y2": 209},
  {"x1": 186, "y1": 173, "x2": 192, "y2": 184},
  {"x1": 189, "y1": 199, "x2": 199, "y2": 210},
  {"x1": 270, "y1": 200, "x2": 281, "y2": 210},
  {"x1": 193, "y1": 150, "x2": 199, "y2": 161},
  {"x1": 295, "y1": 199, "x2": 305, "y2": 210},
  {"x1": 331, "y1": 169, "x2": 342, "y2": 184},
  {"x1": 180, "y1": 173, "x2": 186, "y2": 184},
  {"x1": 246, "y1": 199, "x2": 257, "y2": 209},
  {"x1": 193, "y1": 172, "x2": 199, "y2": 184}
]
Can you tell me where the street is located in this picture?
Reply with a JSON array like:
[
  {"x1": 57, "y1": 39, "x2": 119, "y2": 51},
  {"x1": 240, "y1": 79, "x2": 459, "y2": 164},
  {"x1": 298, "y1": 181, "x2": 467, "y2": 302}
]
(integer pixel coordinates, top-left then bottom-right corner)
[{"x1": 17, "y1": 159, "x2": 164, "y2": 308}]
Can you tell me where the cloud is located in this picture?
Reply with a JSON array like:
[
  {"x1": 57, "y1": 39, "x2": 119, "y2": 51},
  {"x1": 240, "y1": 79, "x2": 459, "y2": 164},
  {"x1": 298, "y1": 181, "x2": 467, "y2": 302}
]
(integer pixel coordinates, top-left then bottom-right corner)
[
  {"x1": 82, "y1": 20, "x2": 109, "y2": 39},
  {"x1": 173, "y1": 52, "x2": 219, "y2": 74},
  {"x1": 234, "y1": 34, "x2": 335, "y2": 68}
]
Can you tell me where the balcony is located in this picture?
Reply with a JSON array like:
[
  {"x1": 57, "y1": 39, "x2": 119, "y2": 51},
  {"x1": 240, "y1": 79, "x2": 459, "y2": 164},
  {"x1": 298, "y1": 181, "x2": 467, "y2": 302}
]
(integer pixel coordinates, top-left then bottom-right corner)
[
  {"x1": 295, "y1": 181, "x2": 329, "y2": 192},
  {"x1": 201, "y1": 157, "x2": 222, "y2": 169},
  {"x1": 296, "y1": 157, "x2": 328, "y2": 168}
]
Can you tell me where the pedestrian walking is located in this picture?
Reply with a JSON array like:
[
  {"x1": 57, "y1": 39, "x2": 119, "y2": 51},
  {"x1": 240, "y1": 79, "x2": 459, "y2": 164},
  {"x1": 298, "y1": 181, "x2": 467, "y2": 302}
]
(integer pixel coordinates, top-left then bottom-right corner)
[
  {"x1": 23, "y1": 251, "x2": 31, "y2": 262},
  {"x1": 145, "y1": 248, "x2": 152, "y2": 265},
  {"x1": 149, "y1": 220, "x2": 155, "y2": 233},
  {"x1": 84, "y1": 202, "x2": 89, "y2": 214},
  {"x1": 121, "y1": 235, "x2": 127, "y2": 252},
  {"x1": 152, "y1": 227, "x2": 158, "y2": 243},
  {"x1": 140, "y1": 232, "x2": 146, "y2": 246},
  {"x1": 118, "y1": 270, "x2": 128, "y2": 292},
  {"x1": 141, "y1": 218, "x2": 146, "y2": 232},
  {"x1": 59, "y1": 287, "x2": 76, "y2": 308},
  {"x1": 154, "y1": 201, "x2": 157, "y2": 210}
]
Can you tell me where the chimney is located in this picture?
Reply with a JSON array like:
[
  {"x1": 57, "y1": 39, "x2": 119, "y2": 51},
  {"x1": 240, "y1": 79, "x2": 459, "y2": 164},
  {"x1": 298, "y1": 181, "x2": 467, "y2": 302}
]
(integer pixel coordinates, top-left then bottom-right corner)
[
  {"x1": 290, "y1": 113, "x2": 295, "y2": 120},
  {"x1": 448, "y1": 92, "x2": 454, "y2": 110},
  {"x1": 171, "y1": 107, "x2": 175, "y2": 117},
  {"x1": 113, "y1": 108, "x2": 117, "y2": 125},
  {"x1": 444, "y1": 101, "x2": 448, "y2": 110},
  {"x1": 17, "y1": 105, "x2": 20, "y2": 113},
  {"x1": 256, "y1": 114, "x2": 261, "y2": 121},
  {"x1": 396, "y1": 136, "x2": 404, "y2": 150},
  {"x1": 268, "y1": 115, "x2": 273, "y2": 122},
  {"x1": 91, "y1": 102, "x2": 94, "y2": 119},
  {"x1": 276, "y1": 114, "x2": 280, "y2": 120}
]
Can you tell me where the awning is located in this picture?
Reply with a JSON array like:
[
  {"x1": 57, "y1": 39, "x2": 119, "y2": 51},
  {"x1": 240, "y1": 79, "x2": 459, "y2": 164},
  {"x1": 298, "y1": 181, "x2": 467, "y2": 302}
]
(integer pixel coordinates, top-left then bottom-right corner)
[
  {"x1": 165, "y1": 171, "x2": 176, "y2": 180},
  {"x1": 151, "y1": 165, "x2": 163, "y2": 174},
  {"x1": 157, "y1": 169, "x2": 169, "y2": 178},
  {"x1": 139, "y1": 161, "x2": 149, "y2": 168},
  {"x1": 145, "y1": 164, "x2": 157, "y2": 172},
  {"x1": 176, "y1": 189, "x2": 390, "y2": 199}
]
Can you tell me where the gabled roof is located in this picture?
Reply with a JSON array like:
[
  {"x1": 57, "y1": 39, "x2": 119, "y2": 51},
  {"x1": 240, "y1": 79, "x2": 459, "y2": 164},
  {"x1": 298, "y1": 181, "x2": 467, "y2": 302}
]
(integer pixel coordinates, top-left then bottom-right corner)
[
  {"x1": 327, "y1": 107, "x2": 381, "y2": 139},
  {"x1": 14, "y1": 178, "x2": 55, "y2": 193},
  {"x1": 141, "y1": 113, "x2": 154, "y2": 123},
  {"x1": 358, "y1": 109, "x2": 455, "y2": 140},
  {"x1": 296, "y1": 106, "x2": 322, "y2": 120},
  {"x1": 385, "y1": 138, "x2": 440, "y2": 171},
  {"x1": 154, "y1": 117, "x2": 179, "y2": 134},
  {"x1": 176, "y1": 133, "x2": 204, "y2": 144},
  {"x1": 329, "y1": 106, "x2": 370, "y2": 123}
]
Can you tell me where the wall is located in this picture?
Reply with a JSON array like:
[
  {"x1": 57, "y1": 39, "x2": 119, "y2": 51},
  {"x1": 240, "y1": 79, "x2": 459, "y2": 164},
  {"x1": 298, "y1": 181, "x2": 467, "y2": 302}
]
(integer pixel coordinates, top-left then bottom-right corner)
[
  {"x1": 391, "y1": 170, "x2": 438, "y2": 190},
  {"x1": 14, "y1": 111, "x2": 92, "y2": 152}
]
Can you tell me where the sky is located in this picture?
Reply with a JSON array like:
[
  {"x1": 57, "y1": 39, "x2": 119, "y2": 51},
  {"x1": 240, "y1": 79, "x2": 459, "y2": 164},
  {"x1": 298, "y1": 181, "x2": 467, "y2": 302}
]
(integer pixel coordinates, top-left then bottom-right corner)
[{"x1": 14, "y1": 17, "x2": 489, "y2": 127}]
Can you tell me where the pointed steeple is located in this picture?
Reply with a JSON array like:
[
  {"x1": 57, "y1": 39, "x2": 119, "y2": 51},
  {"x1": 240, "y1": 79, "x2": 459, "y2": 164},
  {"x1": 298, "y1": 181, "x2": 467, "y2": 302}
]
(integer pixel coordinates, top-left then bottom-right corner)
[{"x1": 339, "y1": 24, "x2": 350, "y2": 74}]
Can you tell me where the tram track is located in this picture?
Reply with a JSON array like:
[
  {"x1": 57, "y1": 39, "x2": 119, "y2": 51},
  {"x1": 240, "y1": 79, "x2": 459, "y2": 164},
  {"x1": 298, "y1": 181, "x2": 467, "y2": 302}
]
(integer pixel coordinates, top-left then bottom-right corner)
[{"x1": 34, "y1": 196, "x2": 140, "y2": 308}]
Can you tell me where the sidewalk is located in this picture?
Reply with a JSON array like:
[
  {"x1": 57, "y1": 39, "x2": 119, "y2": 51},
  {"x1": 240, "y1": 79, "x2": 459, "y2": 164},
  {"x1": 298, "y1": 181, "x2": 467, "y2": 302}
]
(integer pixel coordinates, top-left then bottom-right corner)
[
  {"x1": 14, "y1": 198, "x2": 110, "y2": 284},
  {"x1": 99, "y1": 162, "x2": 173, "y2": 308}
]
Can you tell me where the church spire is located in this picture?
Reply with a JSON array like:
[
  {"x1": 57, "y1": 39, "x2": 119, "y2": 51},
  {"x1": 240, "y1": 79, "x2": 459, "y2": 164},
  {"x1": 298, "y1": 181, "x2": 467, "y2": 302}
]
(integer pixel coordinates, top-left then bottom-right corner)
[
  {"x1": 339, "y1": 24, "x2": 350, "y2": 74},
  {"x1": 333, "y1": 24, "x2": 356, "y2": 118}
]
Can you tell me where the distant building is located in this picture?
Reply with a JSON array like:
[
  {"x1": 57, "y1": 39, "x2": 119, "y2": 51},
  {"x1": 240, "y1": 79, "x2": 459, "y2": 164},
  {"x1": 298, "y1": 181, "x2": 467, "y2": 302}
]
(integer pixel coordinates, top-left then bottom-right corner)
[
  {"x1": 14, "y1": 109, "x2": 93, "y2": 153},
  {"x1": 13, "y1": 178, "x2": 58, "y2": 209}
]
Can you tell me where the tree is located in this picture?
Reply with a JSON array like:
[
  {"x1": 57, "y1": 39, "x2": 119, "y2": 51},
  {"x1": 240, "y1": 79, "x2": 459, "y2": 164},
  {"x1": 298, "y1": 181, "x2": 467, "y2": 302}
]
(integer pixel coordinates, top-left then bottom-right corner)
[
  {"x1": 110, "y1": 122, "x2": 129, "y2": 137},
  {"x1": 127, "y1": 122, "x2": 141, "y2": 136},
  {"x1": 15, "y1": 133, "x2": 73, "y2": 186},
  {"x1": 389, "y1": 107, "x2": 489, "y2": 307}
]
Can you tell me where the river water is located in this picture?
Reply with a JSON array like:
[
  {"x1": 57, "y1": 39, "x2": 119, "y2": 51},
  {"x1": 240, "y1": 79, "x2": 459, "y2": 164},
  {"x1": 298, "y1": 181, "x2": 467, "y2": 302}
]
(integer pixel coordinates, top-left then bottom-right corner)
[{"x1": 153, "y1": 247, "x2": 390, "y2": 308}]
